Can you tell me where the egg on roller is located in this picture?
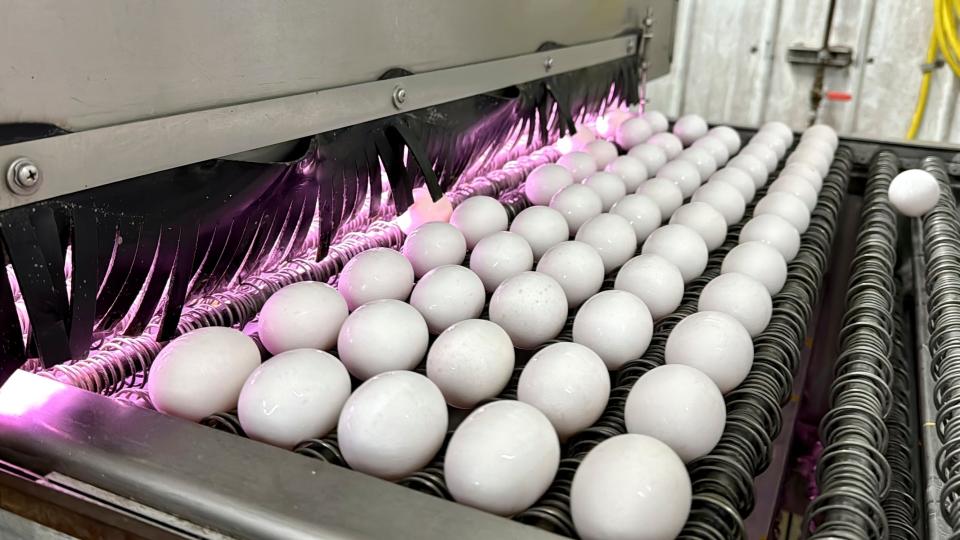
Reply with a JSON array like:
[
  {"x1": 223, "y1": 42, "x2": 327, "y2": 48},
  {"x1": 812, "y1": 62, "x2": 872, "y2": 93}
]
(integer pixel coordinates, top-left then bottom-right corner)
[
  {"x1": 691, "y1": 180, "x2": 746, "y2": 226},
  {"x1": 708, "y1": 125, "x2": 742, "y2": 155},
  {"x1": 573, "y1": 290, "x2": 654, "y2": 370},
  {"x1": 722, "y1": 241, "x2": 788, "y2": 295},
  {"x1": 469, "y1": 231, "x2": 534, "y2": 293},
  {"x1": 605, "y1": 155, "x2": 649, "y2": 192},
  {"x1": 337, "y1": 299, "x2": 429, "y2": 380},
  {"x1": 409, "y1": 265, "x2": 486, "y2": 334},
  {"x1": 536, "y1": 240, "x2": 606, "y2": 309},
  {"x1": 672, "y1": 114, "x2": 708, "y2": 146},
  {"x1": 781, "y1": 161, "x2": 824, "y2": 192},
  {"x1": 449, "y1": 195, "x2": 509, "y2": 249},
  {"x1": 401, "y1": 221, "x2": 467, "y2": 278},
  {"x1": 148, "y1": 327, "x2": 262, "y2": 422},
  {"x1": 557, "y1": 151, "x2": 599, "y2": 181},
  {"x1": 524, "y1": 163, "x2": 575, "y2": 206},
  {"x1": 761, "y1": 120, "x2": 795, "y2": 147},
  {"x1": 338, "y1": 371, "x2": 448, "y2": 480},
  {"x1": 337, "y1": 248, "x2": 415, "y2": 310},
  {"x1": 656, "y1": 159, "x2": 702, "y2": 199},
  {"x1": 786, "y1": 147, "x2": 830, "y2": 177},
  {"x1": 635, "y1": 178, "x2": 683, "y2": 220},
  {"x1": 615, "y1": 117, "x2": 654, "y2": 149},
  {"x1": 571, "y1": 434, "x2": 691, "y2": 540},
  {"x1": 727, "y1": 154, "x2": 768, "y2": 188},
  {"x1": 627, "y1": 143, "x2": 668, "y2": 175},
  {"x1": 642, "y1": 224, "x2": 709, "y2": 283},
  {"x1": 489, "y1": 271, "x2": 568, "y2": 349},
  {"x1": 669, "y1": 202, "x2": 728, "y2": 251},
  {"x1": 740, "y1": 213, "x2": 801, "y2": 261},
  {"x1": 509, "y1": 205, "x2": 570, "y2": 260},
  {"x1": 238, "y1": 349, "x2": 351, "y2": 449},
  {"x1": 396, "y1": 186, "x2": 454, "y2": 234},
  {"x1": 601, "y1": 109, "x2": 635, "y2": 137},
  {"x1": 614, "y1": 254, "x2": 685, "y2": 320},
  {"x1": 556, "y1": 124, "x2": 596, "y2": 154},
  {"x1": 739, "y1": 143, "x2": 778, "y2": 173},
  {"x1": 575, "y1": 213, "x2": 638, "y2": 274},
  {"x1": 582, "y1": 171, "x2": 627, "y2": 212},
  {"x1": 708, "y1": 167, "x2": 756, "y2": 202},
  {"x1": 643, "y1": 109, "x2": 670, "y2": 133},
  {"x1": 550, "y1": 183, "x2": 604, "y2": 236},
  {"x1": 258, "y1": 281, "x2": 348, "y2": 355},
  {"x1": 647, "y1": 132, "x2": 684, "y2": 159},
  {"x1": 698, "y1": 272, "x2": 773, "y2": 337},
  {"x1": 769, "y1": 174, "x2": 818, "y2": 211},
  {"x1": 610, "y1": 193, "x2": 662, "y2": 242},
  {"x1": 802, "y1": 123, "x2": 839, "y2": 150},
  {"x1": 889, "y1": 168, "x2": 941, "y2": 217},
  {"x1": 584, "y1": 139, "x2": 619, "y2": 168},
  {"x1": 445, "y1": 400, "x2": 560, "y2": 516},
  {"x1": 691, "y1": 135, "x2": 730, "y2": 165},
  {"x1": 749, "y1": 130, "x2": 787, "y2": 159},
  {"x1": 754, "y1": 191, "x2": 810, "y2": 234},
  {"x1": 518, "y1": 342, "x2": 610, "y2": 441},
  {"x1": 426, "y1": 319, "x2": 515, "y2": 408},
  {"x1": 625, "y1": 364, "x2": 726, "y2": 463},
  {"x1": 678, "y1": 146, "x2": 718, "y2": 179},
  {"x1": 665, "y1": 311, "x2": 753, "y2": 393}
]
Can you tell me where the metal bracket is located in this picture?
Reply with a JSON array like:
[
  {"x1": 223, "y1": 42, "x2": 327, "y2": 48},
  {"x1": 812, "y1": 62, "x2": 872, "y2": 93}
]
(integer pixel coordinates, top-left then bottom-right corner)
[{"x1": 787, "y1": 45, "x2": 853, "y2": 68}]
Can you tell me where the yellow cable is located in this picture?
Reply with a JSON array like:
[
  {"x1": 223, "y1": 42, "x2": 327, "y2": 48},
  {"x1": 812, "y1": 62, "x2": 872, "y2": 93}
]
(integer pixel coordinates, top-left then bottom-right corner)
[
  {"x1": 906, "y1": 0, "x2": 960, "y2": 139},
  {"x1": 907, "y1": 34, "x2": 937, "y2": 140}
]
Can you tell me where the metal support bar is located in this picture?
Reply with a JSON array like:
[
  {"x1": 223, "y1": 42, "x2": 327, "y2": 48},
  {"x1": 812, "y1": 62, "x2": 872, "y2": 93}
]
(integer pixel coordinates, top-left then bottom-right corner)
[
  {"x1": 0, "y1": 35, "x2": 636, "y2": 212},
  {"x1": 787, "y1": 45, "x2": 853, "y2": 68}
]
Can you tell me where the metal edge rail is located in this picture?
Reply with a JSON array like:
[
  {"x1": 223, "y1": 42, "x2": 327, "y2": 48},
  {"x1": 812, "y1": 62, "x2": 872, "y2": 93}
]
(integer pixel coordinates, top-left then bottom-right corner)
[{"x1": 0, "y1": 35, "x2": 636, "y2": 212}]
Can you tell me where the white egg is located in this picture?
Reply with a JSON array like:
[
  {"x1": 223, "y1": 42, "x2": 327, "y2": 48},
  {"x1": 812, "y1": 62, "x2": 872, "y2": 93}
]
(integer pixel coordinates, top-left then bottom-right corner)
[
  {"x1": 409, "y1": 265, "x2": 485, "y2": 334},
  {"x1": 148, "y1": 327, "x2": 261, "y2": 422},
  {"x1": 445, "y1": 400, "x2": 559, "y2": 516},
  {"x1": 665, "y1": 311, "x2": 754, "y2": 393},
  {"x1": 625, "y1": 364, "x2": 726, "y2": 462},
  {"x1": 699, "y1": 272, "x2": 773, "y2": 337},
  {"x1": 610, "y1": 193, "x2": 662, "y2": 242},
  {"x1": 602, "y1": 110, "x2": 634, "y2": 137},
  {"x1": 238, "y1": 349, "x2": 351, "y2": 448},
  {"x1": 647, "y1": 132, "x2": 684, "y2": 159},
  {"x1": 605, "y1": 155, "x2": 649, "y2": 192},
  {"x1": 582, "y1": 171, "x2": 627, "y2": 211},
  {"x1": 584, "y1": 139, "x2": 619, "y2": 168},
  {"x1": 573, "y1": 290, "x2": 654, "y2": 370},
  {"x1": 740, "y1": 143, "x2": 778, "y2": 173},
  {"x1": 615, "y1": 254, "x2": 685, "y2": 319},
  {"x1": 524, "y1": 163, "x2": 575, "y2": 206},
  {"x1": 643, "y1": 110, "x2": 670, "y2": 133},
  {"x1": 558, "y1": 151, "x2": 599, "y2": 181},
  {"x1": 802, "y1": 124, "x2": 839, "y2": 150},
  {"x1": 656, "y1": 159, "x2": 702, "y2": 198},
  {"x1": 338, "y1": 248, "x2": 415, "y2": 310},
  {"x1": 337, "y1": 299, "x2": 429, "y2": 379},
  {"x1": 889, "y1": 169, "x2": 940, "y2": 217},
  {"x1": 489, "y1": 271, "x2": 568, "y2": 349},
  {"x1": 338, "y1": 371, "x2": 447, "y2": 480},
  {"x1": 575, "y1": 213, "x2": 638, "y2": 273},
  {"x1": 571, "y1": 434, "x2": 691, "y2": 540},
  {"x1": 708, "y1": 167, "x2": 756, "y2": 202},
  {"x1": 509, "y1": 205, "x2": 569, "y2": 259},
  {"x1": 397, "y1": 187, "x2": 454, "y2": 235},
  {"x1": 258, "y1": 281, "x2": 348, "y2": 355},
  {"x1": 616, "y1": 117, "x2": 654, "y2": 149},
  {"x1": 727, "y1": 154, "x2": 768, "y2": 188},
  {"x1": 692, "y1": 135, "x2": 730, "y2": 165},
  {"x1": 708, "y1": 125, "x2": 742, "y2": 155},
  {"x1": 797, "y1": 137, "x2": 836, "y2": 162},
  {"x1": 635, "y1": 178, "x2": 683, "y2": 219},
  {"x1": 669, "y1": 202, "x2": 728, "y2": 251},
  {"x1": 786, "y1": 147, "x2": 830, "y2": 177},
  {"x1": 641, "y1": 224, "x2": 708, "y2": 283},
  {"x1": 672, "y1": 114, "x2": 708, "y2": 146},
  {"x1": 449, "y1": 195, "x2": 509, "y2": 249},
  {"x1": 740, "y1": 214, "x2": 801, "y2": 261},
  {"x1": 754, "y1": 192, "x2": 810, "y2": 233},
  {"x1": 556, "y1": 125, "x2": 597, "y2": 154},
  {"x1": 518, "y1": 342, "x2": 610, "y2": 440},
  {"x1": 627, "y1": 143, "x2": 668, "y2": 175},
  {"x1": 770, "y1": 174, "x2": 819, "y2": 211},
  {"x1": 536, "y1": 241, "x2": 606, "y2": 308},
  {"x1": 469, "y1": 231, "x2": 534, "y2": 292},
  {"x1": 750, "y1": 131, "x2": 787, "y2": 159},
  {"x1": 761, "y1": 121, "x2": 795, "y2": 147},
  {"x1": 691, "y1": 180, "x2": 746, "y2": 226},
  {"x1": 722, "y1": 241, "x2": 788, "y2": 295},
  {"x1": 678, "y1": 146, "x2": 718, "y2": 178},
  {"x1": 781, "y1": 161, "x2": 824, "y2": 193},
  {"x1": 549, "y1": 183, "x2": 604, "y2": 235},
  {"x1": 426, "y1": 319, "x2": 515, "y2": 408},
  {"x1": 401, "y1": 221, "x2": 467, "y2": 278}
]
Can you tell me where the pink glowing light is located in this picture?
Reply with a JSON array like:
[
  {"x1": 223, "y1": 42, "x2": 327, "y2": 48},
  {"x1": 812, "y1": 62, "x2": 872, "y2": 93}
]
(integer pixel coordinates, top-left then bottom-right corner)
[
  {"x1": 0, "y1": 370, "x2": 66, "y2": 417},
  {"x1": 595, "y1": 115, "x2": 611, "y2": 137}
]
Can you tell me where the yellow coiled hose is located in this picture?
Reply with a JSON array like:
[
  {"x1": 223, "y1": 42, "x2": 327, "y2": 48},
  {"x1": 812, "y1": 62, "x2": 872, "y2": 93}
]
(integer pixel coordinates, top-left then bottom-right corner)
[{"x1": 907, "y1": 0, "x2": 960, "y2": 140}]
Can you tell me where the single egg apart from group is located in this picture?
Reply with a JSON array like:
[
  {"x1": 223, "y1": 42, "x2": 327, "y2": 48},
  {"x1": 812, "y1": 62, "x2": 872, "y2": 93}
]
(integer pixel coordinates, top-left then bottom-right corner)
[
  {"x1": 614, "y1": 254, "x2": 685, "y2": 320},
  {"x1": 573, "y1": 290, "x2": 654, "y2": 370},
  {"x1": 625, "y1": 364, "x2": 726, "y2": 463},
  {"x1": 536, "y1": 240, "x2": 606, "y2": 308},
  {"x1": 237, "y1": 348, "x2": 351, "y2": 449},
  {"x1": 518, "y1": 342, "x2": 611, "y2": 441},
  {"x1": 549, "y1": 183, "x2": 604, "y2": 236},
  {"x1": 699, "y1": 272, "x2": 773, "y2": 338},
  {"x1": 444, "y1": 400, "x2": 560, "y2": 516},
  {"x1": 338, "y1": 371, "x2": 448, "y2": 480},
  {"x1": 426, "y1": 319, "x2": 515, "y2": 408},
  {"x1": 489, "y1": 271, "x2": 569, "y2": 349},
  {"x1": 641, "y1": 224, "x2": 708, "y2": 283},
  {"x1": 888, "y1": 168, "x2": 940, "y2": 217},
  {"x1": 509, "y1": 205, "x2": 570, "y2": 260},
  {"x1": 469, "y1": 231, "x2": 534, "y2": 293},
  {"x1": 665, "y1": 311, "x2": 754, "y2": 393},
  {"x1": 401, "y1": 221, "x2": 467, "y2": 278},
  {"x1": 409, "y1": 265, "x2": 486, "y2": 334},
  {"x1": 337, "y1": 299, "x2": 429, "y2": 380},
  {"x1": 449, "y1": 195, "x2": 509, "y2": 249},
  {"x1": 337, "y1": 247, "x2": 415, "y2": 310},
  {"x1": 258, "y1": 281, "x2": 348, "y2": 355},
  {"x1": 524, "y1": 163, "x2": 575, "y2": 206}
]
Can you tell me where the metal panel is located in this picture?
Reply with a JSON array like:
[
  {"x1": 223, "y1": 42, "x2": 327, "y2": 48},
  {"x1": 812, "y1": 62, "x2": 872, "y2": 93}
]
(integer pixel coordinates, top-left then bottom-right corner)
[{"x1": 0, "y1": 0, "x2": 673, "y2": 132}]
